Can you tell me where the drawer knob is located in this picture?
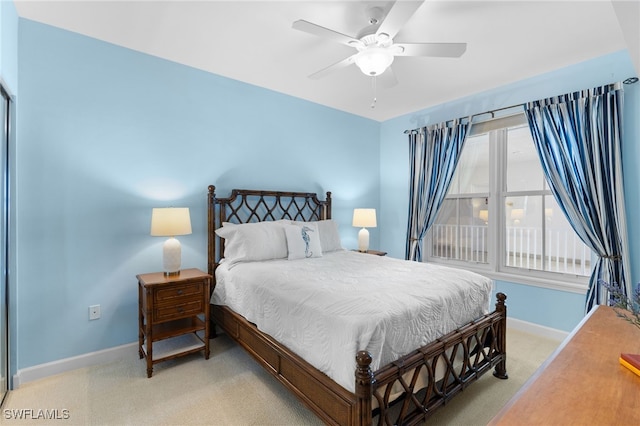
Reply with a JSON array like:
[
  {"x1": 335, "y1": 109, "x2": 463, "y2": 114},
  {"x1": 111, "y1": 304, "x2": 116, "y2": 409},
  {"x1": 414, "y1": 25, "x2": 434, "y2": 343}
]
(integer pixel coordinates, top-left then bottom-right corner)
[
  {"x1": 177, "y1": 289, "x2": 184, "y2": 295},
  {"x1": 177, "y1": 307, "x2": 184, "y2": 313}
]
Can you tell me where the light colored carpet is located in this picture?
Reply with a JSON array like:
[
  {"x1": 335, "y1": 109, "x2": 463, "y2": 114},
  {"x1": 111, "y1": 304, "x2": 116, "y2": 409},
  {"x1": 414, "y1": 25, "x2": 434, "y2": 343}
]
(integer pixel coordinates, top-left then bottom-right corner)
[{"x1": 2, "y1": 329, "x2": 560, "y2": 425}]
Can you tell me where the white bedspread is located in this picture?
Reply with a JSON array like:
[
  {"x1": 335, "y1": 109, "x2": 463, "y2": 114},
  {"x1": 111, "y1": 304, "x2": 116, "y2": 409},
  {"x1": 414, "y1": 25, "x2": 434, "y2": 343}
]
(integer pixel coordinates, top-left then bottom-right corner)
[{"x1": 212, "y1": 250, "x2": 493, "y2": 392}]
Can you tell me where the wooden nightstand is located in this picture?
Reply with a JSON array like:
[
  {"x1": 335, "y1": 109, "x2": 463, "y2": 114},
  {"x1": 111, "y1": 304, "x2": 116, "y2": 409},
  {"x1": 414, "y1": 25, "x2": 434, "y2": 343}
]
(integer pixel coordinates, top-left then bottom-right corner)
[
  {"x1": 352, "y1": 249, "x2": 387, "y2": 256},
  {"x1": 137, "y1": 268, "x2": 211, "y2": 377}
]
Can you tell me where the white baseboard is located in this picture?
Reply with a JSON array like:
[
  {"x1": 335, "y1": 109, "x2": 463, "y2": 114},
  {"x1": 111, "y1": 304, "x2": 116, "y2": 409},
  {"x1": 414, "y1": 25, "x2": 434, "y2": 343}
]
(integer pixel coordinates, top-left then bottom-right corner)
[
  {"x1": 12, "y1": 318, "x2": 567, "y2": 389},
  {"x1": 507, "y1": 317, "x2": 569, "y2": 342},
  {"x1": 13, "y1": 342, "x2": 137, "y2": 389}
]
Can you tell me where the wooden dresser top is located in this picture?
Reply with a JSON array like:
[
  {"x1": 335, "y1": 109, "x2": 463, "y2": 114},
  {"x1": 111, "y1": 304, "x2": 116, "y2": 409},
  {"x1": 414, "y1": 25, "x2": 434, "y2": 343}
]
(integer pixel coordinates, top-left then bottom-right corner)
[{"x1": 490, "y1": 305, "x2": 640, "y2": 425}]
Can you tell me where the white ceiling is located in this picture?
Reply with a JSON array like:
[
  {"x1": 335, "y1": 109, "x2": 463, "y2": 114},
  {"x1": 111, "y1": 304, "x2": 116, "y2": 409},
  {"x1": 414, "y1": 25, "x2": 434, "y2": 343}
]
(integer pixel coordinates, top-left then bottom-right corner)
[{"x1": 13, "y1": 0, "x2": 635, "y2": 121}]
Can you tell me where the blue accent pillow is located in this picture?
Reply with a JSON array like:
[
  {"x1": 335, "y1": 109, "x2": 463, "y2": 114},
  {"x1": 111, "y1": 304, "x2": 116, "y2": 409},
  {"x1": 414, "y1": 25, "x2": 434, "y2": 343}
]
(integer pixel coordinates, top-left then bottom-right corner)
[{"x1": 284, "y1": 223, "x2": 323, "y2": 260}]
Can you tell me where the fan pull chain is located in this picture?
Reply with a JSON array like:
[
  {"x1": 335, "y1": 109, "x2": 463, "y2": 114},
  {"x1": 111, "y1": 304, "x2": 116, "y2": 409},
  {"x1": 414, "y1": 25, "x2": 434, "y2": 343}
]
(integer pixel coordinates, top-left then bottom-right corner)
[{"x1": 370, "y1": 76, "x2": 377, "y2": 109}]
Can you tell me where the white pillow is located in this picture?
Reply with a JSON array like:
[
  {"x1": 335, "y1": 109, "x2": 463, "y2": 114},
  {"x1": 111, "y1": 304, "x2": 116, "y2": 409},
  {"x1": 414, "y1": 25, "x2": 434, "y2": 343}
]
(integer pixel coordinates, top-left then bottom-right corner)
[
  {"x1": 284, "y1": 223, "x2": 323, "y2": 260},
  {"x1": 315, "y1": 219, "x2": 344, "y2": 253},
  {"x1": 215, "y1": 221, "x2": 288, "y2": 266},
  {"x1": 289, "y1": 220, "x2": 343, "y2": 253}
]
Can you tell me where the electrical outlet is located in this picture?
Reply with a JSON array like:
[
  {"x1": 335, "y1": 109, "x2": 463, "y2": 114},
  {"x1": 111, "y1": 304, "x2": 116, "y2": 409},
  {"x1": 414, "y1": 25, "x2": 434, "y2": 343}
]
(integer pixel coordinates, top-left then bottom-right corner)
[{"x1": 89, "y1": 304, "x2": 101, "y2": 320}]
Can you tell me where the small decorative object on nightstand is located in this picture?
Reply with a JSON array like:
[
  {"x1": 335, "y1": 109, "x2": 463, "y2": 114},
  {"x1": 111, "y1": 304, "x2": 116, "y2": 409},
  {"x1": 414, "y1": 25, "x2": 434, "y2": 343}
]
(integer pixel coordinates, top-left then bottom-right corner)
[{"x1": 137, "y1": 268, "x2": 211, "y2": 378}]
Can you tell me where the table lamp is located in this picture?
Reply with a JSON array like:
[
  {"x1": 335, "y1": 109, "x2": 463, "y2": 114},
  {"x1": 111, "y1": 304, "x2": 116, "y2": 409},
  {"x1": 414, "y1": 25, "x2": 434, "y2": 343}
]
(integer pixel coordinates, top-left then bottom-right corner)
[
  {"x1": 479, "y1": 209, "x2": 489, "y2": 224},
  {"x1": 511, "y1": 208, "x2": 524, "y2": 225},
  {"x1": 352, "y1": 208, "x2": 377, "y2": 252},
  {"x1": 150, "y1": 207, "x2": 192, "y2": 276}
]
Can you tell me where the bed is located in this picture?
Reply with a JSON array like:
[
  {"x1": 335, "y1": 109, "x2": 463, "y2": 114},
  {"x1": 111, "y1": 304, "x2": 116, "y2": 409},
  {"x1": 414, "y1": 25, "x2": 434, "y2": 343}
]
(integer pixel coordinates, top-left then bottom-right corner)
[{"x1": 207, "y1": 185, "x2": 508, "y2": 425}]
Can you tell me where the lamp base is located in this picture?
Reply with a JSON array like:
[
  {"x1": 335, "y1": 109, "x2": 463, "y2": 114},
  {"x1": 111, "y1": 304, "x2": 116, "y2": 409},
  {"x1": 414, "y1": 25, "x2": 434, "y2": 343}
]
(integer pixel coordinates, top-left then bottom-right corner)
[
  {"x1": 162, "y1": 237, "x2": 182, "y2": 276},
  {"x1": 358, "y1": 228, "x2": 370, "y2": 252}
]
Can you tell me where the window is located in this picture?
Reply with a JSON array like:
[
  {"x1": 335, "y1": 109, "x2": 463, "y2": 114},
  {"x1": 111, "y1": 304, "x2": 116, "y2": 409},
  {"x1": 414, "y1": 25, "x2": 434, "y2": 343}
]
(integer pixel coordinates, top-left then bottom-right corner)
[{"x1": 427, "y1": 115, "x2": 591, "y2": 290}]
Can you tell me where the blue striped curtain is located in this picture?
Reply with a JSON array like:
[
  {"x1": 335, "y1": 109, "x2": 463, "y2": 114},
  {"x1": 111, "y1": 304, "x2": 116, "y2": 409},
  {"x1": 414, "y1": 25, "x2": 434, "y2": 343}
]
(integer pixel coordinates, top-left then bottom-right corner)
[
  {"x1": 406, "y1": 119, "x2": 470, "y2": 261},
  {"x1": 524, "y1": 83, "x2": 631, "y2": 312}
]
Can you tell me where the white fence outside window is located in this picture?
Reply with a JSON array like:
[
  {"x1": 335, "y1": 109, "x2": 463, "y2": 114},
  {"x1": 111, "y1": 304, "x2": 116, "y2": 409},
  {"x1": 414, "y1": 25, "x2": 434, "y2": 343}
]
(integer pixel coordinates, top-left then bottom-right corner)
[{"x1": 431, "y1": 224, "x2": 591, "y2": 275}]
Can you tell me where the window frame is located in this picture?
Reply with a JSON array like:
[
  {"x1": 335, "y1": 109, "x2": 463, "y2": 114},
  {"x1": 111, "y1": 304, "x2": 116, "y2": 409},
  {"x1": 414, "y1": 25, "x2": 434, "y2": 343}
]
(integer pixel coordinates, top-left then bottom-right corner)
[{"x1": 425, "y1": 116, "x2": 590, "y2": 295}]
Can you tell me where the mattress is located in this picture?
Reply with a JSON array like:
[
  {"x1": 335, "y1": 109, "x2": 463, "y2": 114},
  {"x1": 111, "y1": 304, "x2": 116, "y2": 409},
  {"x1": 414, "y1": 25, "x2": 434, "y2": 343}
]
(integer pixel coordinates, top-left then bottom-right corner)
[{"x1": 212, "y1": 250, "x2": 493, "y2": 392}]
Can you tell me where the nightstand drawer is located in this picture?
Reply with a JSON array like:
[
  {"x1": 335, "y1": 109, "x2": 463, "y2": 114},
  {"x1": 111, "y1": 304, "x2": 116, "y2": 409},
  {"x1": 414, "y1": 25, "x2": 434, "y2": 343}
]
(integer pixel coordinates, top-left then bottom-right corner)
[
  {"x1": 154, "y1": 298, "x2": 203, "y2": 322},
  {"x1": 154, "y1": 282, "x2": 203, "y2": 304}
]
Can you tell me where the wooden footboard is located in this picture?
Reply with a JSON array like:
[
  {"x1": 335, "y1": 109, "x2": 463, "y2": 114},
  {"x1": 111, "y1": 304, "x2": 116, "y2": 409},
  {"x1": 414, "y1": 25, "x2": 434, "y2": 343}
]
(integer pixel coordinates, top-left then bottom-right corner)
[
  {"x1": 365, "y1": 292, "x2": 508, "y2": 425},
  {"x1": 211, "y1": 292, "x2": 507, "y2": 426}
]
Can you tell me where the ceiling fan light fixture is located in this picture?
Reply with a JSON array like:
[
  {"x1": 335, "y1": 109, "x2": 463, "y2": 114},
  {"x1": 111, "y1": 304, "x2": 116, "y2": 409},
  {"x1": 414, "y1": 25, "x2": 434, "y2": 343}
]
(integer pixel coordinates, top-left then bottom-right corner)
[
  {"x1": 376, "y1": 32, "x2": 391, "y2": 43},
  {"x1": 355, "y1": 47, "x2": 394, "y2": 76}
]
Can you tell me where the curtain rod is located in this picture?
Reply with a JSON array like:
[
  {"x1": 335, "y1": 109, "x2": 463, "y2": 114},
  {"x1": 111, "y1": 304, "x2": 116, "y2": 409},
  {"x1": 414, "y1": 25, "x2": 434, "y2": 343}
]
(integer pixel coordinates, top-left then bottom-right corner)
[
  {"x1": 404, "y1": 103, "x2": 523, "y2": 134},
  {"x1": 404, "y1": 79, "x2": 635, "y2": 134},
  {"x1": 470, "y1": 103, "x2": 524, "y2": 121}
]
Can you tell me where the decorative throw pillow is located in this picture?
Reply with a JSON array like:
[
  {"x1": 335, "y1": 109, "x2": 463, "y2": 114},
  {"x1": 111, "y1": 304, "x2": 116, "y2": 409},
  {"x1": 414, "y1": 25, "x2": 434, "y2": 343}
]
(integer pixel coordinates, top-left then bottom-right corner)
[
  {"x1": 289, "y1": 220, "x2": 344, "y2": 253},
  {"x1": 215, "y1": 221, "x2": 287, "y2": 266},
  {"x1": 284, "y1": 222, "x2": 323, "y2": 260}
]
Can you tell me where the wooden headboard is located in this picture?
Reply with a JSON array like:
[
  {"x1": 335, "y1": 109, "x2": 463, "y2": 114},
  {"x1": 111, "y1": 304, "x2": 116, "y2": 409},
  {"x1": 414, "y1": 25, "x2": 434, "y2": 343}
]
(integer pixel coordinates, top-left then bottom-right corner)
[{"x1": 207, "y1": 185, "x2": 332, "y2": 277}]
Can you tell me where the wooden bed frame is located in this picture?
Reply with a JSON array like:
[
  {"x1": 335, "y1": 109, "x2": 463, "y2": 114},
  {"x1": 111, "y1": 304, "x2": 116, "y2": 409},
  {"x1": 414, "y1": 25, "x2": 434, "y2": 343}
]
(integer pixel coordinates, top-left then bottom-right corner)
[{"x1": 207, "y1": 185, "x2": 508, "y2": 425}]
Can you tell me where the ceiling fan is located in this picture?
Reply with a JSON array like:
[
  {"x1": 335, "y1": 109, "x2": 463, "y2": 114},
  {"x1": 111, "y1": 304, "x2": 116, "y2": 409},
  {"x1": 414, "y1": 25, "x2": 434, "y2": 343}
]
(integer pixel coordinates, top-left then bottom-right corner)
[{"x1": 292, "y1": 1, "x2": 466, "y2": 84}]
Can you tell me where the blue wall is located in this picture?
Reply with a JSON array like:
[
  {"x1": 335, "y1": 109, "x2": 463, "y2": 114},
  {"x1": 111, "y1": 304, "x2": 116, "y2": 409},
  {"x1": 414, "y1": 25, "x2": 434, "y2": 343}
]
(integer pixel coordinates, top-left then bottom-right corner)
[
  {"x1": 14, "y1": 16, "x2": 640, "y2": 373},
  {"x1": 16, "y1": 19, "x2": 380, "y2": 370},
  {"x1": 380, "y1": 50, "x2": 639, "y2": 332}
]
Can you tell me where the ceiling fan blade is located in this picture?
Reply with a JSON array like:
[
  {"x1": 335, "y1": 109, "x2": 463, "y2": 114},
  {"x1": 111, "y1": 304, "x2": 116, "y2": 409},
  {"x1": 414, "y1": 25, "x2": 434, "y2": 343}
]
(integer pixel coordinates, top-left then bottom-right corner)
[
  {"x1": 376, "y1": 0, "x2": 424, "y2": 40},
  {"x1": 377, "y1": 67, "x2": 398, "y2": 89},
  {"x1": 308, "y1": 54, "x2": 358, "y2": 79},
  {"x1": 395, "y1": 42, "x2": 467, "y2": 58},
  {"x1": 293, "y1": 20, "x2": 360, "y2": 47}
]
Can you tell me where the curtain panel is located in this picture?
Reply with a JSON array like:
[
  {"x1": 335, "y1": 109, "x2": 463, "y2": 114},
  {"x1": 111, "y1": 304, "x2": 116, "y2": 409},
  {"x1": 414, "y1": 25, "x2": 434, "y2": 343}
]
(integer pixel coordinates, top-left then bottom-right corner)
[
  {"x1": 524, "y1": 83, "x2": 631, "y2": 312},
  {"x1": 405, "y1": 119, "x2": 470, "y2": 261}
]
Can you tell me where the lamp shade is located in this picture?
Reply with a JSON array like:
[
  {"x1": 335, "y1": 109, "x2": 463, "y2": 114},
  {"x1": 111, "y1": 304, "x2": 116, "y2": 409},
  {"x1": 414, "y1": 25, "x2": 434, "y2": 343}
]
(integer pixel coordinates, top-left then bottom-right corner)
[
  {"x1": 510, "y1": 208, "x2": 524, "y2": 221},
  {"x1": 354, "y1": 48, "x2": 394, "y2": 76},
  {"x1": 150, "y1": 208, "x2": 192, "y2": 237},
  {"x1": 352, "y1": 208, "x2": 377, "y2": 228}
]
